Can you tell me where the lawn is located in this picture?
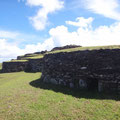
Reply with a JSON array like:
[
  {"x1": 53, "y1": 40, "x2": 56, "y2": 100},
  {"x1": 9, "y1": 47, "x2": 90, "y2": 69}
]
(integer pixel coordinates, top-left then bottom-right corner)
[{"x1": 0, "y1": 71, "x2": 120, "y2": 120}]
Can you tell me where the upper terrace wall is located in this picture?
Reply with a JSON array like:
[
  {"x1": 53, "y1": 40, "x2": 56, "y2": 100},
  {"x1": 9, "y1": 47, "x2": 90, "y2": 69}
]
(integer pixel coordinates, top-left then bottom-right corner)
[
  {"x1": 2, "y1": 58, "x2": 43, "y2": 73},
  {"x1": 2, "y1": 61, "x2": 28, "y2": 73}
]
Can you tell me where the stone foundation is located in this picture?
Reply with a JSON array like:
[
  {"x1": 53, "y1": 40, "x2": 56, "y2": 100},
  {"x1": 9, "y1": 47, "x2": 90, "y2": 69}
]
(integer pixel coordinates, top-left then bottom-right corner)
[{"x1": 42, "y1": 49, "x2": 120, "y2": 93}]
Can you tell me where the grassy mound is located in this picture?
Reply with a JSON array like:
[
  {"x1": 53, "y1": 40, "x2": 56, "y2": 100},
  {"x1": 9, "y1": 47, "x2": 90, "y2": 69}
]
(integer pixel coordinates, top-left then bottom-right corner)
[{"x1": 0, "y1": 72, "x2": 120, "y2": 120}]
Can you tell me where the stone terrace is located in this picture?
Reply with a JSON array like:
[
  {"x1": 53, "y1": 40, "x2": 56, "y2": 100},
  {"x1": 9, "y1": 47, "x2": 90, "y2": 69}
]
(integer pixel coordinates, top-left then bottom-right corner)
[{"x1": 41, "y1": 49, "x2": 120, "y2": 93}]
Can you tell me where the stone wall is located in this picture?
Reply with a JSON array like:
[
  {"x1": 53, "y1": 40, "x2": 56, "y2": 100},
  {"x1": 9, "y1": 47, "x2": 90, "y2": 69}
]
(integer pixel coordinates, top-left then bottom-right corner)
[
  {"x1": 41, "y1": 49, "x2": 120, "y2": 93},
  {"x1": 25, "y1": 58, "x2": 43, "y2": 72},
  {"x1": 51, "y1": 45, "x2": 81, "y2": 51},
  {"x1": 2, "y1": 58, "x2": 43, "y2": 73},
  {"x1": 2, "y1": 61, "x2": 28, "y2": 73}
]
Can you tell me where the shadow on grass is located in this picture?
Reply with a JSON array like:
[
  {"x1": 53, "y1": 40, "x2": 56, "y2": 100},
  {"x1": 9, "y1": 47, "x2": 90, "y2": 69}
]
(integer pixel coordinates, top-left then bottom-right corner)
[{"x1": 30, "y1": 78, "x2": 120, "y2": 101}]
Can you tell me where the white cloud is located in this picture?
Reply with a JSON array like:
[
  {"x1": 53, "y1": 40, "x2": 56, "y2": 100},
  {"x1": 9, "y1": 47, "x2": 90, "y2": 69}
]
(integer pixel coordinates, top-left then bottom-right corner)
[
  {"x1": 0, "y1": 38, "x2": 53, "y2": 62},
  {"x1": 26, "y1": 0, "x2": 64, "y2": 30},
  {"x1": 66, "y1": 17, "x2": 93, "y2": 28},
  {"x1": 0, "y1": 30, "x2": 19, "y2": 39},
  {"x1": 49, "y1": 25, "x2": 78, "y2": 46},
  {"x1": 0, "y1": 31, "x2": 54, "y2": 62},
  {"x1": 24, "y1": 38, "x2": 54, "y2": 53},
  {"x1": 81, "y1": 0, "x2": 120, "y2": 20},
  {"x1": 0, "y1": 39, "x2": 24, "y2": 60},
  {"x1": 49, "y1": 17, "x2": 120, "y2": 46}
]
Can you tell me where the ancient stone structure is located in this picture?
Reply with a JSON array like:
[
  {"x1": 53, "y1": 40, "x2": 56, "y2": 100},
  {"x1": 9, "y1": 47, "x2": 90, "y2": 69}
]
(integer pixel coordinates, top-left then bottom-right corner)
[
  {"x1": 2, "y1": 61, "x2": 28, "y2": 73},
  {"x1": 25, "y1": 58, "x2": 43, "y2": 72},
  {"x1": 41, "y1": 49, "x2": 120, "y2": 93},
  {"x1": 2, "y1": 47, "x2": 120, "y2": 93},
  {"x1": 51, "y1": 45, "x2": 81, "y2": 51},
  {"x1": 2, "y1": 58, "x2": 43, "y2": 73}
]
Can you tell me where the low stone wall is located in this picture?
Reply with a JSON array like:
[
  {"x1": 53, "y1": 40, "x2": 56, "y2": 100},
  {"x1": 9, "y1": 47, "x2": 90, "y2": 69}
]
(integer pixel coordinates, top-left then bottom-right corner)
[
  {"x1": 25, "y1": 58, "x2": 43, "y2": 72},
  {"x1": 2, "y1": 61, "x2": 28, "y2": 73},
  {"x1": 41, "y1": 49, "x2": 120, "y2": 93},
  {"x1": 2, "y1": 58, "x2": 43, "y2": 73},
  {"x1": 51, "y1": 45, "x2": 81, "y2": 51}
]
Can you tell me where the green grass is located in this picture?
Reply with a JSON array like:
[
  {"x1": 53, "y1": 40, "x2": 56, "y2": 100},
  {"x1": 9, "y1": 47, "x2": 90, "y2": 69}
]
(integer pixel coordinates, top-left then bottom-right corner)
[
  {"x1": 5, "y1": 60, "x2": 28, "y2": 63},
  {"x1": 0, "y1": 63, "x2": 2, "y2": 69},
  {"x1": 6, "y1": 55, "x2": 44, "y2": 63},
  {"x1": 0, "y1": 72, "x2": 120, "y2": 120},
  {"x1": 18, "y1": 54, "x2": 44, "y2": 60},
  {"x1": 48, "y1": 45, "x2": 120, "y2": 54},
  {"x1": 25, "y1": 55, "x2": 44, "y2": 59}
]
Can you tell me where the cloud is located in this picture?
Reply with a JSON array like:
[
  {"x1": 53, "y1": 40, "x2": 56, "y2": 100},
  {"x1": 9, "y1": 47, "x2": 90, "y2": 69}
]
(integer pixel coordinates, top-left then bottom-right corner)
[
  {"x1": 0, "y1": 38, "x2": 54, "y2": 62},
  {"x1": 49, "y1": 25, "x2": 78, "y2": 46},
  {"x1": 49, "y1": 17, "x2": 120, "y2": 46},
  {"x1": 26, "y1": 0, "x2": 64, "y2": 30},
  {"x1": 24, "y1": 38, "x2": 54, "y2": 53},
  {"x1": 0, "y1": 30, "x2": 19, "y2": 39},
  {"x1": 0, "y1": 39, "x2": 24, "y2": 61},
  {"x1": 81, "y1": 0, "x2": 120, "y2": 20},
  {"x1": 66, "y1": 17, "x2": 93, "y2": 28}
]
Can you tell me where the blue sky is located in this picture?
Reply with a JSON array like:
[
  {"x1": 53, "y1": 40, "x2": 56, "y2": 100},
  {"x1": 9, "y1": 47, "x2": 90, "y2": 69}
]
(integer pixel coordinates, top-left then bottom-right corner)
[{"x1": 0, "y1": 0, "x2": 120, "y2": 62}]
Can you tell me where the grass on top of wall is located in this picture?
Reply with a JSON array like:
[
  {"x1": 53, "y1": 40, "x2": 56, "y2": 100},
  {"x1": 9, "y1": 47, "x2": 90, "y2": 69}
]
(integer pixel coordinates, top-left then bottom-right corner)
[
  {"x1": 0, "y1": 63, "x2": 2, "y2": 70},
  {"x1": 4, "y1": 60, "x2": 28, "y2": 63},
  {"x1": 25, "y1": 55, "x2": 44, "y2": 59},
  {"x1": 48, "y1": 45, "x2": 120, "y2": 54}
]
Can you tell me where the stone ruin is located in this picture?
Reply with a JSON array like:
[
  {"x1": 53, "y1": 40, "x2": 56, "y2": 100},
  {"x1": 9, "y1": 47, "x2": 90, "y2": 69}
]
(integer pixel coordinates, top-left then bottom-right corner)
[
  {"x1": 2, "y1": 61, "x2": 28, "y2": 73},
  {"x1": 2, "y1": 58, "x2": 43, "y2": 73},
  {"x1": 2, "y1": 46, "x2": 79, "y2": 73},
  {"x1": 41, "y1": 49, "x2": 120, "y2": 93},
  {"x1": 2, "y1": 50, "x2": 45, "y2": 73},
  {"x1": 51, "y1": 45, "x2": 81, "y2": 51},
  {"x1": 2, "y1": 47, "x2": 120, "y2": 94}
]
